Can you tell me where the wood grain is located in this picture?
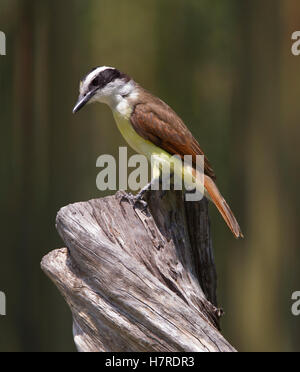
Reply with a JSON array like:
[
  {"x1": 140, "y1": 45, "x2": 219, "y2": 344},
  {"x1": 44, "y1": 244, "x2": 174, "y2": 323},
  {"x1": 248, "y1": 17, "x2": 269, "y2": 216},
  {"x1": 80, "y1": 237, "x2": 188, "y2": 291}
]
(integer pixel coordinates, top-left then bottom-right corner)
[{"x1": 41, "y1": 190, "x2": 236, "y2": 352}]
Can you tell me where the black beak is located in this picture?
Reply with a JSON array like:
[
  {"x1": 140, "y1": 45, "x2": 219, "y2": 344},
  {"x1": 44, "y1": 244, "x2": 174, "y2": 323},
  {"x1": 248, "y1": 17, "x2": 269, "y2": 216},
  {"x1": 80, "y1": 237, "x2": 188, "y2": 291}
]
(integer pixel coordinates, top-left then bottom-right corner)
[{"x1": 73, "y1": 88, "x2": 98, "y2": 114}]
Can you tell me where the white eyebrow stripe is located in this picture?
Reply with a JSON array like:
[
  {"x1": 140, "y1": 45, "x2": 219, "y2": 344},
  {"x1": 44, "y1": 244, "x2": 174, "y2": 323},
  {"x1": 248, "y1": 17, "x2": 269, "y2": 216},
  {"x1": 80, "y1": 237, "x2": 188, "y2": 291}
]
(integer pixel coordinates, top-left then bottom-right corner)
[
  {"x1": 80, "y1": 66, "x2": 115, "y2": 94},
  {"x1": 87, "y1": 66, "x2": 114, "y2": 84}
]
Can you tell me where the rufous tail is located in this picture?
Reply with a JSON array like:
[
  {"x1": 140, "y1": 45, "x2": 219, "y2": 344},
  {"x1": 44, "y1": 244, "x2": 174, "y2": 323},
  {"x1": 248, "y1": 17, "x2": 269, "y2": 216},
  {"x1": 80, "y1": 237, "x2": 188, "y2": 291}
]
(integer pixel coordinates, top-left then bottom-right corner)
[{"x1": 204, "y1": 175, "x2": 244, "y2": 239}]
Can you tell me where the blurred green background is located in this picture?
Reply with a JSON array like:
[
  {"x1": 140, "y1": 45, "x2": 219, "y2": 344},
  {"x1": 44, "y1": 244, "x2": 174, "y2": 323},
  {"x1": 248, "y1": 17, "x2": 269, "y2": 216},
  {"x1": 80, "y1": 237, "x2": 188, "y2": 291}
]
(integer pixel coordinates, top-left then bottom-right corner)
[{"x1": 0, "y1": 0, "x2": 299, "y2": 352}]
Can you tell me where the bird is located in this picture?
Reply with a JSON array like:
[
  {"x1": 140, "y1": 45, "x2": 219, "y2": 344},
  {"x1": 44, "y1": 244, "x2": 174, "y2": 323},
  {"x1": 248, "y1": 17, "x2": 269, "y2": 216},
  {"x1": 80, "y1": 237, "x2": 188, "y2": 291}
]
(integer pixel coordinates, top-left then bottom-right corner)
[{"x1": 73, "y1": 66, "x2": 243, "y2": 239}]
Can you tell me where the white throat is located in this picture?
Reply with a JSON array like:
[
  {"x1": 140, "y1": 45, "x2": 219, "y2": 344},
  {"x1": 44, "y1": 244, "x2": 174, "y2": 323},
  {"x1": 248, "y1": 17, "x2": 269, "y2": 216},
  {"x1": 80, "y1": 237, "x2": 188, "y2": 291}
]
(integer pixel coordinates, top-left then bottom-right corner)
[{"x1": 95, "y1": 80, "x2": 139, "y2": 118}]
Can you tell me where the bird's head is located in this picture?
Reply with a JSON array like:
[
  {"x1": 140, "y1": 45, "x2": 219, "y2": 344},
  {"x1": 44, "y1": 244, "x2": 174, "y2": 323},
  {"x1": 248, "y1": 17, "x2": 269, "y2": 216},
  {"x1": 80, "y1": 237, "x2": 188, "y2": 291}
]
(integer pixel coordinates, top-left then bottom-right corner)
[{"x1": 73, "y1": 66, "x2": 133, "y2": 114}]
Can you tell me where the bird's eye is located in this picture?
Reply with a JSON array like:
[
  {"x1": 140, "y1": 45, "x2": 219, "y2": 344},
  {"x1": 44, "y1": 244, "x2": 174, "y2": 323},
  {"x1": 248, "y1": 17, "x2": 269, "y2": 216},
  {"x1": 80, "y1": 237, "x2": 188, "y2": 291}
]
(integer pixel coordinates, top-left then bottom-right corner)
[{"x1": 91, "y1": 77, "x2": 99, "y2": 86}]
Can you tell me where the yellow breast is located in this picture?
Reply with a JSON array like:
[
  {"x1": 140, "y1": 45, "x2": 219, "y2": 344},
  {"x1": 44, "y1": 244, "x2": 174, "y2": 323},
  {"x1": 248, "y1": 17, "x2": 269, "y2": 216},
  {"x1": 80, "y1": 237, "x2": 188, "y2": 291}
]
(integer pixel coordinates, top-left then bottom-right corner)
[{"x1": 112, "y1": 110, "x2": 170, "y2": 161}]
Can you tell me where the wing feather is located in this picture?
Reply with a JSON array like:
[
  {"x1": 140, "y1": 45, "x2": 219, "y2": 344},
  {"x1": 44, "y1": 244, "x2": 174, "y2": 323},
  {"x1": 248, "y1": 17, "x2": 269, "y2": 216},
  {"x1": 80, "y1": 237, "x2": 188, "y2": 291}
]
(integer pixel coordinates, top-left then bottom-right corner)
[{"x1": 130, "y1": 89, "x2": 216, "y2": 180}]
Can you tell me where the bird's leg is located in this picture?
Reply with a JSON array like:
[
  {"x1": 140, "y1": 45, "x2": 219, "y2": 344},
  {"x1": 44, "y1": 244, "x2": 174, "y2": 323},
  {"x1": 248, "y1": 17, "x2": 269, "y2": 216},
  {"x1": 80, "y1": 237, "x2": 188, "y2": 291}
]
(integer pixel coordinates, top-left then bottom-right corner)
[
  {"x1": 135, "y1": 170, "x2": 175, "y2": 202},
  {"x1": 122, "y1": 168, "x2": 174, "y2": 211},
  {"x1": 126, "y1": 178, "x2": 158, "y2": 211},
  {"x1": 135, "y1": 177, "x2": 159, "y2": 201},
  {"x1": 132, "y1": 162, "x2": 162, "y2": 208}
]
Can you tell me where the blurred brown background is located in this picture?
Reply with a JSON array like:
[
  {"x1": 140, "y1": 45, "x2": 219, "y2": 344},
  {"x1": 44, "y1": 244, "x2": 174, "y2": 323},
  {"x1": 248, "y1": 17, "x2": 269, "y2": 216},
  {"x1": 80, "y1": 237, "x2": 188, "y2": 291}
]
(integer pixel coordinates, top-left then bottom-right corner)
[{"x1": 0, "y1": 0, "x2": 299, "y2": 352}]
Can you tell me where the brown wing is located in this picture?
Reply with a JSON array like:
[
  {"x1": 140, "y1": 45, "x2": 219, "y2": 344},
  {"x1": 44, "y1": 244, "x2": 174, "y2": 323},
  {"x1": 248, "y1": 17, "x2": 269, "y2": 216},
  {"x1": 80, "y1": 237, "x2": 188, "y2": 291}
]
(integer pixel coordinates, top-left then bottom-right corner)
[{"x1": 130, "y1": 89, "x2": 216, "y2": 180}]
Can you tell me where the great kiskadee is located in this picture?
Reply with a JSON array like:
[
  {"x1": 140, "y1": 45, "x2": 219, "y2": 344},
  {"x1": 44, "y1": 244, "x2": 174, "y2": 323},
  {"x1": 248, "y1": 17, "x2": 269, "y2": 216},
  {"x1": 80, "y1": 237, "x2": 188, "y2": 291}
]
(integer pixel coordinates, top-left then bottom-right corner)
[{"x1": 73, "y1": 66, "x2": 243, "y2": 239}]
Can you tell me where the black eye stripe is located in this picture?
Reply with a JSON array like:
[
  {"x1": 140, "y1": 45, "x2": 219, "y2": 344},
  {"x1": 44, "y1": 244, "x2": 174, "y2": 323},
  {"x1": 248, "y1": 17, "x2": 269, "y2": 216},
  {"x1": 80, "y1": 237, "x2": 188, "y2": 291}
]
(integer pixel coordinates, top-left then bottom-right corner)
[
  {"x1": 88, "y1": 68, "x2": 130, "y2": 90},
  {"x1": 91, "y1": 77, "x2": 99, "y2": 86}
]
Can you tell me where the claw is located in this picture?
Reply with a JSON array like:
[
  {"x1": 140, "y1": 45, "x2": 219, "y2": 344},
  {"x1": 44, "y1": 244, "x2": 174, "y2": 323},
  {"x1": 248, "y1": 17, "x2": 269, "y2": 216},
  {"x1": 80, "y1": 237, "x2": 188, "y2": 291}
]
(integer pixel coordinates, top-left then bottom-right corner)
[
  {"x1": 121, "y1": 192, "x2": 149, "y2": 213},
  {"x1": 133, "y1": 191, "x2": 149, "y2": 212},
  {"x1": 134, "y1": 198, "x2": 148, "y2": 212}
]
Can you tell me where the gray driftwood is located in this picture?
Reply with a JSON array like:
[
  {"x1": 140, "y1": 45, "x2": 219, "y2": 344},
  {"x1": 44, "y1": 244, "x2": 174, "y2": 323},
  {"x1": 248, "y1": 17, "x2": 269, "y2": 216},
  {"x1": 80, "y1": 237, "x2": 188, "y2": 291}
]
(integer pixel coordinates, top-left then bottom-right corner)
[{"x1": 41, "y1": 190, "x2": 236, "y2": 352}]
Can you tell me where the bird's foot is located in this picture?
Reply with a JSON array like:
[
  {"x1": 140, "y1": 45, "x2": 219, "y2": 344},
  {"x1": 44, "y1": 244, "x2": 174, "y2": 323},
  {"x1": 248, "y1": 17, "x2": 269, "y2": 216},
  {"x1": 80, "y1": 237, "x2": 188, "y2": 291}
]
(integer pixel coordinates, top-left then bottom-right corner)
[
  {"x1": 120, "y1": 191, "x2": 148, "y2": 213},
  {"x1": 120, "y1": 179, "x2": 169, "y2": 213},
  {"x1": 133, "y1": 192, "x2": 148, "y2": 211}
]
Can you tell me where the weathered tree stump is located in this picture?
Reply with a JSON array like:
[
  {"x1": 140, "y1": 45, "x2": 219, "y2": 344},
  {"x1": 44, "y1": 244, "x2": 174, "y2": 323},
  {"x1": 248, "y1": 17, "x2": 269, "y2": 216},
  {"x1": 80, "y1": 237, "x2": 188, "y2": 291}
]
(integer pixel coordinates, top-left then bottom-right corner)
[{"x1": 41, "y1": 190, "x2": 236, "y2": 352}]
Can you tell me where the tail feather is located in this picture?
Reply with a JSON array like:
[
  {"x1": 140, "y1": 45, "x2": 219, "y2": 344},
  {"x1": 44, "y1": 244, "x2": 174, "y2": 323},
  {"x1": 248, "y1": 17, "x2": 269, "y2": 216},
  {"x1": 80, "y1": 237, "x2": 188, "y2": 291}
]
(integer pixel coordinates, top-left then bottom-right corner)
[{"x1": 204, "y1": 175, "x2": 244, "y2": 239}]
